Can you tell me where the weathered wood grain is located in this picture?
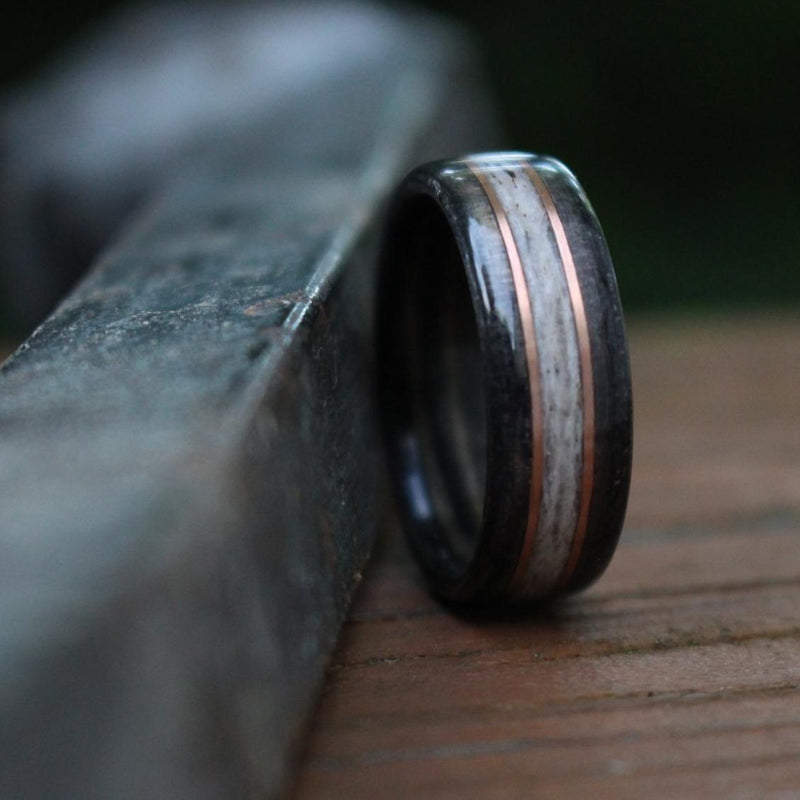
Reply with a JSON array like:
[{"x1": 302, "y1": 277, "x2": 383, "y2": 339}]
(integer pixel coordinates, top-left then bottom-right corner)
[
  {"x1": 627, "y1": 314, "x2": 800, "y2": 528},
  {"x1": 295, "y1": 314, "x2": 800, "y2": 798},
  {"x1": 0, "y1": 7, "x2": 493, "y2": 799}
]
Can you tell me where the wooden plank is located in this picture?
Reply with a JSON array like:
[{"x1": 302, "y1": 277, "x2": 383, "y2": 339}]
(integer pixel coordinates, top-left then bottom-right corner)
[
  {"x1": 295, "y1": 314, "x2": 800, "y2": 798},
  {"x1": 0, "y1": 7, "x2": 491, "y2": 799},
  {"x1": 334, "y1": 574, "x2": 800, "y2": 666},
  {"x1": 626, "y1": 314, "x2": 800, "y2": 528}
]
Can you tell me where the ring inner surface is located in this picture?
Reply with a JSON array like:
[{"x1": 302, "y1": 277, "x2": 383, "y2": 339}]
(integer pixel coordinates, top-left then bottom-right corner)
[{"x1": 394, "y1": 195, "x2": 487, "y2": 570}]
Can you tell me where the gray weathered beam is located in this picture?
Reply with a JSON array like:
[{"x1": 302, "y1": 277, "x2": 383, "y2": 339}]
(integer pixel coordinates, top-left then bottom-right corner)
[{"x1": 0, "y1": 4, "x2": 494, "y2": 797}]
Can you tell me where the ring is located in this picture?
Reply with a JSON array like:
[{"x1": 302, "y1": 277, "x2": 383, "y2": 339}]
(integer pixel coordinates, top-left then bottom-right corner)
[{"x1": 377, "y1": 152, "x2": 633, "y2": 604}]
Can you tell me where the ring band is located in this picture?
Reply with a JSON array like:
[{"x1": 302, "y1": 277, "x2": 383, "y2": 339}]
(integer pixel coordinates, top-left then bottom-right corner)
[{"x1": 378, "y1": 152, "x2": 632, "y2": 604}]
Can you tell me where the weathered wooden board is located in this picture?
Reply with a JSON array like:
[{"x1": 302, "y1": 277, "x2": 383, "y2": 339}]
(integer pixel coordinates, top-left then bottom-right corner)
[
  {"x1": 296, "y1": 314, "x2": 800, "y2": 799},
  {"x1": 0, "y1": 5, "x2": 493, "y2": 799}
]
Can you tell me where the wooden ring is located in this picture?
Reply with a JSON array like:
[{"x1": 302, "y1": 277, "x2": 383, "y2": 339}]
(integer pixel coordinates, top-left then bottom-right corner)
[{"x1": 377, "y1": 152, "x2": 632, "y2": 604}]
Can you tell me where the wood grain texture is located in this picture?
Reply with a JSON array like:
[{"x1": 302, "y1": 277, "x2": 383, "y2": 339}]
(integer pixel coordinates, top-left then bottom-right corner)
[
  {"x1": 0, "y1": 9, "x2": 493, "y2": 798},
  {"x1": 295, "y1": 313, "x2": 800, "y2": 799}
]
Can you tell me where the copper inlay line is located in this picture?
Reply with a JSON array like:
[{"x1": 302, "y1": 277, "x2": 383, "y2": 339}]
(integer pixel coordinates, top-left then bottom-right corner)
[
  {"x1": 468, "y1": 163, "x2": 544, "y2": 592},
  {"x1": 524, "y1": 165, "x2": 595, "y2": 589}
]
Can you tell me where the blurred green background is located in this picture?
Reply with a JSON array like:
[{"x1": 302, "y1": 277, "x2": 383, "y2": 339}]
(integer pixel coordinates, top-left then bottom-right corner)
[
  {"x1": 2, "y1": 0, "x2": 799, "y2": 312},
  {"x1": 426, "y1": 0, "x2": 800, "y2": 311}
]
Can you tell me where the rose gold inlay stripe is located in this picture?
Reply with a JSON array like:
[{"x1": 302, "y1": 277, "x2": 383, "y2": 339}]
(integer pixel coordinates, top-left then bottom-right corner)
[
  {"x1": 469, "y1": 164, "x2": 544, "y2": 591},
  {"x1": 525, "y1": 165, "x2": 595, "y2": 589}
]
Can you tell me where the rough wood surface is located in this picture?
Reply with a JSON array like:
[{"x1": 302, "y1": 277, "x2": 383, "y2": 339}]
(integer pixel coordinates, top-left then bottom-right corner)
[
  {"x1": 0, "y1": 8, "x2": 491, "y2": 799},
  {"x1": 295, "y1": 313, "x2": 800, "y2": 799}
]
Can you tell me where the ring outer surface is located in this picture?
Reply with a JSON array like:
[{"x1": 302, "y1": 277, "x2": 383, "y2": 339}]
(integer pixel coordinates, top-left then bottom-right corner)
[{"x1": 377, "y1": 152, "x2": 632, "y2": 605}]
